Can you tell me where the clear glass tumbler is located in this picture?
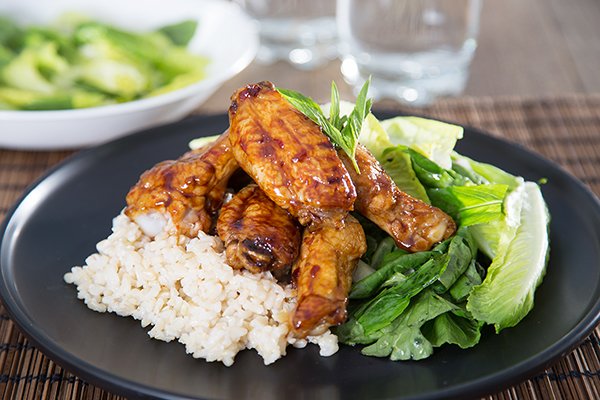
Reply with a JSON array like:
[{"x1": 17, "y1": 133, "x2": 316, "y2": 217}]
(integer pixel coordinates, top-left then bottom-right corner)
[
  {"x1": 337, "y1": 0, "x2": 482, "y2": 105},
  {"x1": 234, "y1": 0, "x2": 338, "y2": 70}
]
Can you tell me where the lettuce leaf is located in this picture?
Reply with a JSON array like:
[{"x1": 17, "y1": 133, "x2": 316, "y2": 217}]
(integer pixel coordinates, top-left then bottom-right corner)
[
  {"x1": 467, "y1": 182, "x2": 550, "y2": 332},
  {"x1": 381, "y1": 116, "x2": 463, "y2": 169},
  {"x1": 452, "y1": 152, "x2": 523, "y2": 189},
  {"x1": 451, "y1": 152, "x2": 526, "y2": 258},
  {"x1": 379, "y1": 146, "x2": 430, "y2": 202},
  {"x1": 357, "y1": 113, "x2": 393, "y2": 159}
]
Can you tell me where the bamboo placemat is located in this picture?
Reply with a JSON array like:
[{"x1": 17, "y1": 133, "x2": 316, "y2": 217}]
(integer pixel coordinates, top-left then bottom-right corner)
[{"x1": 1, "y1": 94, "x2": 600, "y2": 399}]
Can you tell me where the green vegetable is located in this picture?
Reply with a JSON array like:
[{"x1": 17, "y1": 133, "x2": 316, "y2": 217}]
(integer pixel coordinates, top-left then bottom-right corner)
[
  {"x1": 353, "y1": 260, "x2": 377, "y2": 283},
  {"x1": 78, "y1": 58, "x2": 150, "y2": 100},
  {"x1": 0, "y1": 16, "x2": 22, "y2": 50},
  {"x1": 2, "y1": 48, "x2": 55, "y2": 93},
  {"x1": 350, "y1": 250, "x2": 436, "y2": 299},
  {"x1": 467, "y1": 182, "x2": 549, "y2": 332},
  {"x1": 0, "y1": 87, "x2": 43, "y2": 107},
  {"x1": 452, "y1": 152, "x2": 523, "y2": 189},
  {"x1": 339, "y1": 78, "x2": 372, "y2": 170},
  {"x1": 369, "y1": 237, "x2": 397, "y2": 270},
  {"x1": 354, "y1": 213, "x2": 391, "y2": 266},
  {"x1": 328, "y1": 80, "x2": 342, "y2": 129},
  {"x1": 149, "y1": 70, "x2": 205, "y2": 97},
  {"x1": 407, "y1": 148, "x2": 471, "y2": 188},
  {"x1": 0, "y1": 86, "x2": 107, "y2": 110},
  {"x1": 451, "y1": 153, "x2": 524, "y2": 258},
  {"x1": 360, "y1": 290, "x2": 459, "y2": 360},
  {"x1": 448, "y1": 260, "x2": 483, "y2": 302},
  {"x1": 434, "y1": 228, "x2": 476, "y2": 292},
  {"x1": 0, "y1": 100, "x2": 14, "y2": 110},
  {"x1": 427, "y1": 184, "x2": 509, "y2": 226},
  {"x1": 334, "y1": 111, "x2": 550, "y2": 362},
  {"x1": 356, "y1": 113, "x2": 393, "y2": 159},
  {"x1": 35, "y1": 42, "x2": 70, "y2": 79},
  {"x1": 158, "y1": 20, "x2": 198, "y2": 46},
  {"x1": 379, "y1": 146, "x2": 430, "y2": 202},
  {"x1": 422, "y1": 310, "x2": 482, "y2": 349},
  {"x1": 0, "y1": 13, "x2": 208, "y2": 110},
  {"x1": 354, "y1": 251, "x2": 449, "y2": 335},
  {"x1": 276, "y1": 87, "x2": 341, "y2": 148},
  {"x1": 354, "y1": 113, "x2": 429, "y2": 200},
  {"x1": 21, "y1": 94, "x2": 73, "y2": 110},
  {"x1": 0, "y1": 44, "x2": 14, "y2": 68},
  {"x1": 77, "y1": 23, "x2": 167, "y2": 64},
  {"x1": 277, "y1": 78, "x2": 372, "y2": 172},
  {"x1": 380, "y1": 116, "x2": 464, "y2": 169}
]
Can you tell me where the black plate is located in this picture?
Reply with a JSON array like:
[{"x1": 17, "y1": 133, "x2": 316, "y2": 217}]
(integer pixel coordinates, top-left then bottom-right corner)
[{"x1": 1, "y1": 113, "x2": 600, "y2": 400}]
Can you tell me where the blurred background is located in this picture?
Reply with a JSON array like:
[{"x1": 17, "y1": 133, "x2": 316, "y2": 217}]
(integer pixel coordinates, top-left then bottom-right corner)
[{"x1": 209, "y1": 0, "x2": 599, "y2": 112}]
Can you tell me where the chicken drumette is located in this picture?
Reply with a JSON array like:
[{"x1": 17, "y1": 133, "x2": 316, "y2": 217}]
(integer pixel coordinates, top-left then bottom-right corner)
[
  {"x1": 339, "y1": 144, "x2": 456, "y2": 252},
  {"x1": 217, "y1": 184, "x2": 301, "y2": 281},
  {"x1": 291, "y1": 215, "x2": 366, "y2": 337},
  {"x1": 125, "y1": 131, "x2": 237, "y2": 237}
]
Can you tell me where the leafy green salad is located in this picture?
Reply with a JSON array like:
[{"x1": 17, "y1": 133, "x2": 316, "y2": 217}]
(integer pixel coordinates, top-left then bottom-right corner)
[
  {"x1": 0, "y1": 14, "x2": 209, "y2": 110},
  {"x1": 276, "y1": 82, "x2": 550, "y2": 361}
]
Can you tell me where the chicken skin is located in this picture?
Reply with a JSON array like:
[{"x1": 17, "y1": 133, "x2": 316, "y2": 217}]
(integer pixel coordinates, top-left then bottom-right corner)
[
  {"x1": 125, "y1": 132, "x2": 237, "y2": 237},
  {"x1": 217, "y1": 184, "x2": 301, "y2": 280},
  {"x1": 291, "y1": 215, "x2": 366, "y2": 337},
  {"x1": 228, "y1": 81, "x2": 356, "y2": 225},
  {"x1": 339, "y1": 144, "x2": 456, "y2": 252}
]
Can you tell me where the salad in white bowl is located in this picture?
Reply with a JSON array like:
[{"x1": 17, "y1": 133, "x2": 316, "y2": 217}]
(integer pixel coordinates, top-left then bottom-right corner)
[{"x1": 0, "y1": 0, "x2": 258, "y2": 150}]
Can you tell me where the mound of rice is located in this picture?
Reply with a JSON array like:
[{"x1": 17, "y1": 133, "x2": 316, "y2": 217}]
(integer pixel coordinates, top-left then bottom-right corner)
[{"x1": 64, "y1": 212, "x2": 338, "y2": 366}]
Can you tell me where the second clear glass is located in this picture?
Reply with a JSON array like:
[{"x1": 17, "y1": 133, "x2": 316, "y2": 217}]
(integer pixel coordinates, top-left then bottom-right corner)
[{"x1": 337, "y1": 0, "x2": 482, "y2": 105}]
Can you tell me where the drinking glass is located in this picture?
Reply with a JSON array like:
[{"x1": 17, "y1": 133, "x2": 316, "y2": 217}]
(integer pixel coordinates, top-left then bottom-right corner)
[
  {"x1": 234, "y1": 0, "x2": 338, "y2": 70},
  {"x1": 337, "y1": 0, "x2": 482, "y2": 105}
]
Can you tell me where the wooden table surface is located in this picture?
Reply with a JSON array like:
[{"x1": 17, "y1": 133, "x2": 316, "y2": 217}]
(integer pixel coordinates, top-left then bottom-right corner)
[{"x1": 199, "y1": 0, "x2": 600, "y2": 114}]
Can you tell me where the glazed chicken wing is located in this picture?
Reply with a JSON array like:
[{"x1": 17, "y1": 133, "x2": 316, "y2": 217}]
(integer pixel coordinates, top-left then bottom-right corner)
[
  {"x1": 125, "y1": 132, "x2": 237, "y2": 237},
  {"x1": 228, "y1": 81, "x2": 356, "y2": 225},
  {"x1": 217, "y1": 184, "x2": 301, "y2": 280},
  {"x1": 291, "y1": 215, "x2": 366, "y2": 337},
  {"x1": 339, "y1": 144, "x2": 456, "y2": 252}
]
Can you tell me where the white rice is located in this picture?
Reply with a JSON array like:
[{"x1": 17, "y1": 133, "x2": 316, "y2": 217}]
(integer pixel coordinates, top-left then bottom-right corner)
[{"x1": 64, "y1": 212, "x2": 338, "y2": 366}]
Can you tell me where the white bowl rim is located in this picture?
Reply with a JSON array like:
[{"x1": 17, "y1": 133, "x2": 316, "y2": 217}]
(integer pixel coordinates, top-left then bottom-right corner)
[{"x1": 0, "y1": 0, "x2": 258, "y2": 121}]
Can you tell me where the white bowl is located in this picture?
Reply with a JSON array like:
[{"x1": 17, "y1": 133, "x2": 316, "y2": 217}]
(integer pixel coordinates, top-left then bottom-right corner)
[{"x1": 0, "y1": 0, "x2": 258, "y2": 150}]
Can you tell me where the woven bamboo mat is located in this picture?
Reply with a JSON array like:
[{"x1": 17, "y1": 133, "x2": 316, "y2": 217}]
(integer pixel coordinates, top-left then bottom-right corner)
[{"x1": 1, "y1": 94, "x2": 600, "y2": 399}]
